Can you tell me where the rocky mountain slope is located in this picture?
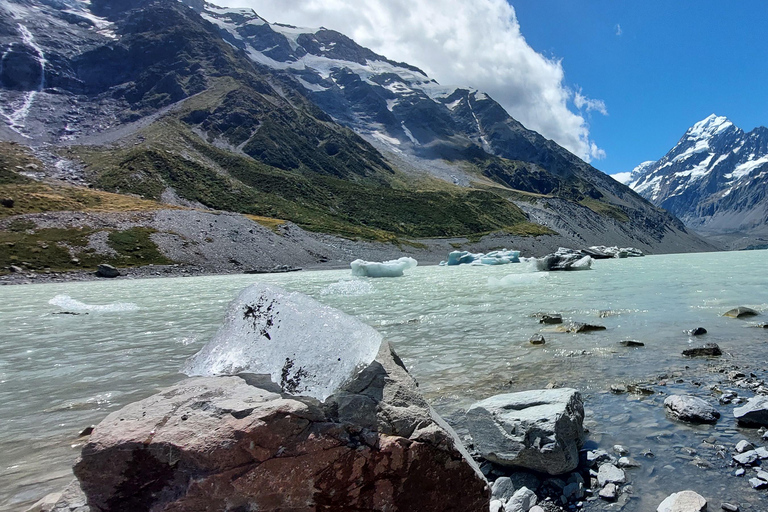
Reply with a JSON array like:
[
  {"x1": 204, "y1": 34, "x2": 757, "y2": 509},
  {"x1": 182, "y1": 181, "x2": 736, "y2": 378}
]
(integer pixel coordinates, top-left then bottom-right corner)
[
  {"x1": 622, "y1": 115, "x2": 768, "y2": 248},
  {"x1": 0, "y1": 0, "x2": 714, "y2": 276}
]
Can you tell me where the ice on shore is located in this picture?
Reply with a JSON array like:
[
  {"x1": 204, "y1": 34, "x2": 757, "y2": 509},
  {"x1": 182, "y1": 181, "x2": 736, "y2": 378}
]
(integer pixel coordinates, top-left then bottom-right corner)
[
  {"x1": 442, "y1": 249, "x2": 520, "y2": 266},
  {"x1": 183, "y1": 283, "x2": 382, "y2": 401},
  {"x1": 350, "y1": 256, "x2": 417, "y2": 277},
  {"x1": 48, "y1": 294, "x2": 139, "y2": 313}
]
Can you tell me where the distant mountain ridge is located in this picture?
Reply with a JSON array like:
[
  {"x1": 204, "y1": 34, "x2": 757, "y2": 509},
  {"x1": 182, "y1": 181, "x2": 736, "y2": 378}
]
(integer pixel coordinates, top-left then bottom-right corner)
[
  {"x1": 622, "y1": 114, "x2": 768, "y2": 241},
  {"x1": 0, "y1": 0, "x2": 714, "y2": 277}
]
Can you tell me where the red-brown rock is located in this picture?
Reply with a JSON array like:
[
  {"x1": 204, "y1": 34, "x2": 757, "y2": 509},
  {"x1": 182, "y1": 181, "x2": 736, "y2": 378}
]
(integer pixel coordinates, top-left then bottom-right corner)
[{"x1": 73, "y1": 342, "x2": 489, "y2": 511}]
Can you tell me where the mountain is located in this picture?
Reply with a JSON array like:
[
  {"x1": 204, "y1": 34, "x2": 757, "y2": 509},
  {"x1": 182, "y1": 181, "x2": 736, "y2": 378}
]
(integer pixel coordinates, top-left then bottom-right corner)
[
  {"x1": 623, "y1": 114, "x2": 768, "y2": 248},
  {"x1": 0, "y1": 0, "x2": 714, "y2": 276}
]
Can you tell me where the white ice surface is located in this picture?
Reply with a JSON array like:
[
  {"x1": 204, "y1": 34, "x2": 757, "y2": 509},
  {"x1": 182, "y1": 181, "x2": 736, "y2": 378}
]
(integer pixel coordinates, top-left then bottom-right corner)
[
  {"x1": 350, "y1": 257, "x2": 417, "y2": 278},
  {"x1": 184, "y1": 283, "x2": 382, "y2": 401}
]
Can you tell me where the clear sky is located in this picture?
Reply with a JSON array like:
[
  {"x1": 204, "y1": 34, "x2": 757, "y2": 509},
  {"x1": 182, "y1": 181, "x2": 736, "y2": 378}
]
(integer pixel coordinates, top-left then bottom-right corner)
[
  {"x1": 512, "y1": 0, "x2": 768, "y2": 174},
  {"x1": 217, "y1": 0, "x2": 768, "y2": 175}
]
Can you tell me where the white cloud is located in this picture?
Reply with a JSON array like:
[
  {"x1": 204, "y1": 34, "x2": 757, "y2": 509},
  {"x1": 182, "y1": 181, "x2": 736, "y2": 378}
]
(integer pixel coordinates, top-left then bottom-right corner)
[
  {"x1": 574, "y1": 88, "x2": 608, "y2": 116},
  {"x1": 615, "y1": 23, "x2": 622, "y2": 36},
  {"x1": 212, "y1": 0, "x2": 607, "y2": 162},
  {"x1": 610, "y1": 171, "x2": 632, "y2": 184}
]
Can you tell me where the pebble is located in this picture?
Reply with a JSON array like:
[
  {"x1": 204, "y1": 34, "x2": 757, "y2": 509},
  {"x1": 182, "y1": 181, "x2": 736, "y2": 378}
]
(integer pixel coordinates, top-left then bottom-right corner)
[
  {"x1": 735, "y1": 440, "x2": 754, "y2": 453},
  {"x1": 597, "y1": 464, "x2": 625, "y2": 486},
  {"x1": 720, "y1": 503, "x2": 739, "y2": 512},
  {"x1": 598, "y1": 483, "x2": 617, "y2": 501}
]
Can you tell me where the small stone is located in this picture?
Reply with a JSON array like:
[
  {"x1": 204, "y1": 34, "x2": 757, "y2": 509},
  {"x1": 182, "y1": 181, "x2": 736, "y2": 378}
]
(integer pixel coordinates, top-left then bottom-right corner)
[
  {"x1": 735, "y1": 468, "x2": 745, "y2": 476},
  {"x1": 598, "y1": 483, "x2": 618, "y2": 501},
  {"x1": 619, "y1": 340, "x2": 645, "y2": 347},
  {"x1": 529, "y1": 507, "x2": 545, "y2": 512},
  {"x1": 735, "y1": 440, "x2": 754, "y2": 453},
  {"x1": 749, "y1": 477, "x2": 768, "y2": 489},
  {"x1": 613, "y1": 445, "x2": 629, "y2": 456},
  {"x1": 664, "y1": 395, "x2": 720, "y2": 423},
  {"x1": 597, "y1": 464, "x2": 625, "y2": 486},
  {"x1": 490, "y1": 499, "x2": 504, "y2": 512},
  {"x1": 682, "y1": 343, "x2": 722, "y2": 357},
  {"x1": 690, "y1": 456, "x2": 712, "y2": 469},
  {"x1": 529, "y1": 334, "x2": 546, "y2": 345},
  {"x1": 9, "y1": 265, "x2": 23, "y2": 273},
  {"x1": 617, "y1": 457, "x2": 641, "y2": 468},
  {"x1": 656, "y1": 490, "x2": 707, "y2": 512},
  {"x1": 492, "y1": 476, "x2": 516, "y2": 502},
  {"x1": 686, "y1": 327, "x2": 708, "y2": 336},
  {"x1": 78, "y1": 426, "x2": 95, "y2": 437},
  {"x1": 720, "y1": 503, "x2": 739, "y2": 512},
  {"x1": 505, "y1": 486, "x2": 537, "y2": 512},
  {"x1": 723, "y1": 307, "x2": 759, "y2": 318},
  {"x1": 539, "y1": 314, "x2": 562, "y2": 324},
  {"x1": 733, "y1": 450, "x2": 759, "y2": 466}
]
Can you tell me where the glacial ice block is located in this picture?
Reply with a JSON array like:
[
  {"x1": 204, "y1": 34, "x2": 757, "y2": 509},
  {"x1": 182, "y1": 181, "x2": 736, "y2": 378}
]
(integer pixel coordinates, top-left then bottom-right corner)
[
  {"x1": 350, "y1": 257, "x2": 417, "y2": 277},
  {"x1": 183, "y1": 283, "x2": 382, "y2": 401}
]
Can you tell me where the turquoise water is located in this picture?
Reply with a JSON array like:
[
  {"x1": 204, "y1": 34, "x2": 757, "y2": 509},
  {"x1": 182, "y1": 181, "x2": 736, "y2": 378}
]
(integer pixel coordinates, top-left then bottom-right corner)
[{"x1": 1, "y1": 251, "x2": 768, "y2": 510}]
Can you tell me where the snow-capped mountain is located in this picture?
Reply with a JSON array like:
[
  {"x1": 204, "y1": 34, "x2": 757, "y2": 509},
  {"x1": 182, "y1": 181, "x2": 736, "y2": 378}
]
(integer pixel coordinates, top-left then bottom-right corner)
[
  {"x1": 0, "y1": 0, "x2": 714, "y2": 255},
  {"x1": 624, "y1": 114, "x2": 768, "y2": 236}
]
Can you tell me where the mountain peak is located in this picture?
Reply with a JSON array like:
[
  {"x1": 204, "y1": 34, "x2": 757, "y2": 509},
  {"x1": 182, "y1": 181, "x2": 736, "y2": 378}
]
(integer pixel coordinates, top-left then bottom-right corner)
[{"x1": 686, "y1": 114, "x2": 734, "y2": 140}]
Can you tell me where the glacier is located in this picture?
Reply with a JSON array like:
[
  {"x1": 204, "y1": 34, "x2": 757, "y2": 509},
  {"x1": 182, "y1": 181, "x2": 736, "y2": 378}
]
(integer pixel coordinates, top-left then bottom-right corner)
[
  {"x1": 183, "y1": 283, "x2": 382, "y2": 401},
  {"x1": 350, "y1": 257, "x2": 417, "y2": 277}
]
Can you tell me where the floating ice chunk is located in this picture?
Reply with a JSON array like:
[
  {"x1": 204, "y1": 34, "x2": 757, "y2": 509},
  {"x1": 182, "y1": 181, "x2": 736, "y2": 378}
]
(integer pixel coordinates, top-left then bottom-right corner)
[
  {"x1": 183, "y1": 283, "x2": 382, "y2": 401},
  {"x1": 446, "y1": 249, "x2": 520, "y2": 266},
  {"x1": 48, "y1": 295, "x2": 139, "y2": 313},
  {"x1": 533, "y1": 251, "x2": 593, "y2": 271},
  {"x1": 350, "y1": 257, "x2": 417, "y2": 277}
]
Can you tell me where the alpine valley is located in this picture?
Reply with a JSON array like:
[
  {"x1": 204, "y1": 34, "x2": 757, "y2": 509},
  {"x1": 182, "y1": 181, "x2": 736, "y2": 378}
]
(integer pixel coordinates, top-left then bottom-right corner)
[
  {"x1": 0, "y1": 0, "x2": 714, "y2": 277},
  {"x1": 622, "y1": 114, "x2": 768, "y2": 250}
]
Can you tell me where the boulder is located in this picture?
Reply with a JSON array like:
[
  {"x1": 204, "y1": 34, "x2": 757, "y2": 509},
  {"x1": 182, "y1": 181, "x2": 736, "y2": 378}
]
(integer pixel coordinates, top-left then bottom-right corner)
[
  {"x1": 656, "y1": 490, "x2": 707, "y2": 512},
  {"x1": 663, "y1": 395, "x2": 720, "y2": 424},
  {"x1": 734, "y1": 396, "x2": 768, "y2": 426},
  {"x1": 95, "y1": 264, "x2": 120, "y2": 278},
  {"x1": 597, "y1": 463, "x2": 625, "y2": 486},
  {"x1": 682, "y1": 343, "x2": 721, "y2": 357},
  {"x1": 73, "y1": 342, "x2": 490, "y2": 511},
  {"x1": 724, "y1": 307, "x2": 759, "y2": 318},
  {"x1": 504, "y1": 486, "x2": 537, "y2": 512},
  {"x1": 491, "y1": 476, "x2": 516, "y2": 502},
  {"x1": 466, "y1": 388, "x2": 585, "y2": 475}
]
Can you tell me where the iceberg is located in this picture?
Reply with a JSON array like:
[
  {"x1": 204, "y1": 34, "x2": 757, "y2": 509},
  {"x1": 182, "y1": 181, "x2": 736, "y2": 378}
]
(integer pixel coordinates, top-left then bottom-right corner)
[
  {"x1": 532, "y1": 248, "x2": 593, "y2": 271},
  {"x1": 588, "y1": 246, "x2": 644, "y2": 258},
  {"x1": 183, "y1": 283, "x2": 382, "y2": 401},
  {"x1": 350, "y1": 256, "x2": 417, "y2": 277},
  {"x1": 443, "y1": 249, "x2": 520, "y2": 266}
]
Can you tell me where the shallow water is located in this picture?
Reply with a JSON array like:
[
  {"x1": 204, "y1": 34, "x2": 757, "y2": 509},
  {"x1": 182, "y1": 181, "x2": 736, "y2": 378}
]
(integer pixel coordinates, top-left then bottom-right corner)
[{"x1": 1, "y1": 251, "x2": 768, "y2": 510}]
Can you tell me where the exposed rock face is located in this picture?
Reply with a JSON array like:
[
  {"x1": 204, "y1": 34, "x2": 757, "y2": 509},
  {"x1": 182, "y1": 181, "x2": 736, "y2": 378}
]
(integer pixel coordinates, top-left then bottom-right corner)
[
  {"x1": 656, "y1": 490, "x2": 707, "y2": 512},
  {"x1": 73, "y1": 342, "x2": 490, "y2": 512},
  {"x1": 734, "y1": 396, "x2": 768, "y2": 426},
  {"x1": 466, "y1": 388, "x2": 585, "y2": 475},
  {"x1": 664, "y1": 395, "x2": 720, "y2": 424}
]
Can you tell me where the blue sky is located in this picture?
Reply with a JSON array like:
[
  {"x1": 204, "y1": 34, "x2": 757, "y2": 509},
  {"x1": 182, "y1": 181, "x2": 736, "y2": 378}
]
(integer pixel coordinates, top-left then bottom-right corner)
[{"x1": 512, "y1": 0, "x2": 768, "y2": 174}]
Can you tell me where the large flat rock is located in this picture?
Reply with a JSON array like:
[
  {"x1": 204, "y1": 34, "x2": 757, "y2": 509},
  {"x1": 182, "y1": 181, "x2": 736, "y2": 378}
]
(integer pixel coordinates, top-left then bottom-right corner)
[
  {"x1": 74, "y1": 342, "x2": 490, "y2": 511},
  {"x1": 466, "y1": 388, "x2": 585, "y2": 475}
]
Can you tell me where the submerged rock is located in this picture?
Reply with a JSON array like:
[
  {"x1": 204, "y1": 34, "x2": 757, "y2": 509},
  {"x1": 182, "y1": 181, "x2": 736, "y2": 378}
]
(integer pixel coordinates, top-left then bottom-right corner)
[
  {"x1": 686, "y1": 327, "x2": 708, "y2": 336},
  {"x1": 682, "y1": 343, "x2": 722, "y2": 357},
  {"x1": 619, "y1": 340, "x2": 645, "y2": 347},
  {"x1": 74, "y1": 342, "x2": 490, "y2": 512},
  {"x1": 723, "y1": 306, "x2": 759, "y2": 318},
  {"x1": 538, "y1": 314, "x2": 562, "y2": 324},
  {"x1": 466, "y1": 388, "x2": 585, "y2": 475},
  {"x1": 529, "y1": 334, "x2": 546, "y2": 345},
  {"x1": 656, "y1": 490, "x2": 707, "y2": 512},
  {"x1": 664, "y1": 395, "x2": 720, "y2": 424},
  {"x1": 555, "y1": 322, "x2": 606, "y2": 333}
]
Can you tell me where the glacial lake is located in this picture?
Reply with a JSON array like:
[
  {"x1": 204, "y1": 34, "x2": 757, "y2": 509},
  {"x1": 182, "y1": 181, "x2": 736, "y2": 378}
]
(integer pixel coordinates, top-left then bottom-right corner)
[{"x1": 2, "y1": 250, "x2": 768, "y2": 511}]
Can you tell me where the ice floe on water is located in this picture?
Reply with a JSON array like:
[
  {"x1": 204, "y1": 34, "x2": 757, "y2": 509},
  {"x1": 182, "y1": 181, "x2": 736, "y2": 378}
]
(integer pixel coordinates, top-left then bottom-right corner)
[
  {"x1": 350, "y1": 256, "x2": 417, "y2": 277},
  {"x1": 48, "y1": 294, "x2": 139, "y2": 313},
  {"x1": 441, "y1": 249, "x2": 520, "y2": 266},
  {"x1": 320, "y1": 279, "x2": 375, "y2": 296},
  {"x1": 184, "y1": 283, "x2": 382, "y2": 401}
]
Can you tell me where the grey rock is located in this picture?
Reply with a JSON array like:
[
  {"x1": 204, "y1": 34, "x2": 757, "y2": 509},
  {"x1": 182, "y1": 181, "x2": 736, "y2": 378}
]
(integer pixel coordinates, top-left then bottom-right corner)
[
  {"x1": 539, "y1": 314, "x2": 562, "y2": 324},
  {"x1": 682, "y1": 343, "x2": 722, "y2": 357},
  {"x1": 734, "y1": 396, "x2": 768, "y2": 426},
  {"x1": 749, "y1": 477, "x2": 768, "y2": 489},
  {"x1": 686, "y1": 327, "x2": 708, "y2": 336},
  {"x1": 587, "y1": 449, "x2": 614, "y2": 468},
  {"x1": 529, "y1": 334, "x2": 546, "y2": 345},
  {"x1": 597, "y1": 463, "x2": 625, "y2": 486},
  {"x1": 466, "y1": 388, "x2": 585, "y2": 475},
  {"x1": 491, "y1": 477, "x2": 516, "y2": 502},
  {"x1": 724, "y1": 307, "x2": 759, "y2": 318},
  {"x1": 9, "y1": 264, "x2": 24, "y2": 273},
  {"x1": 612, "y1": 444, "x2": 629, "y2": 455},
  {"x1": 554, "y1": 321, "x2": 606, "y2": 333},
  {"x1": 735, "y1": 468, "x2": 746, "y2": 476},
  {"x1": 617, "y1": 457, "x2": 641, "y2": 468},
  {"x1": 733, "y1": 450, "x2": 760, "y2": 465},
  {"x1": 656, "y1": 490, "x2": 707, "y2": 512},
  {"x1": 599, "y1": 483, "x2": 618, "y2": 501},
  {"x1": 735, "y1": 440, "x2": 754, "y2": 453},
  {"x1": 490, "y1": 500, "x2": 504, "y2": 512},
  {"x1": 721, "y1": 503, "x2": 739, "y2": 512},
  {"x1": 504, "y1": 486, "x2": 537, "y2": 512},
  {"x1": 663, "y1": 395, "x2": 720, "y2": 423},
  {"x1": 562, "y1": 481, "x2": 584, "y2": 501},
  {"x1": 95, "y1": 264, "x2": 119, "y2": 278},
  {"x1": 619, "y1": 340, "x2": 645, "y2": 347}
]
